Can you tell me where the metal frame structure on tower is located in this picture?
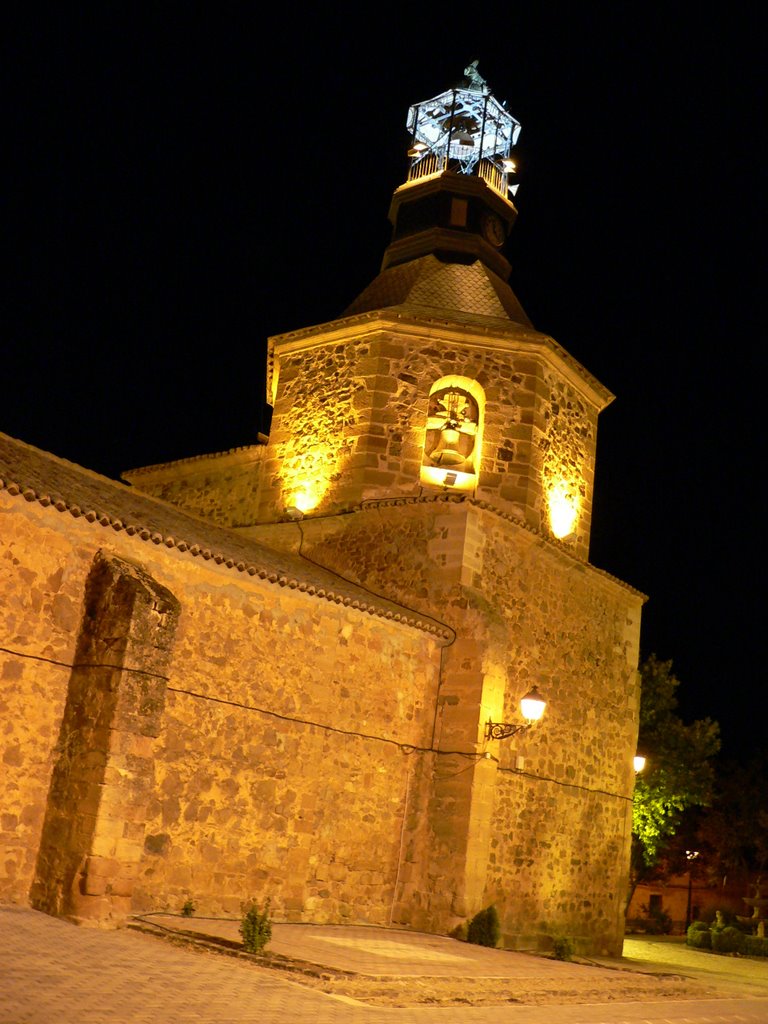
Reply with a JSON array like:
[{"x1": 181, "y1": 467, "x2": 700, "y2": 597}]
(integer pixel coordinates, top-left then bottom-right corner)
[{"x1": 405, "y1": 62, "x2": 521, "y2": 199}]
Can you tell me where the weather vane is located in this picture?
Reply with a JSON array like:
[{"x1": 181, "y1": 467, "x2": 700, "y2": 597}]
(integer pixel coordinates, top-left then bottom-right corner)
[{"x1": 463, "y1": 59, "x2": 489, "y2": 93}]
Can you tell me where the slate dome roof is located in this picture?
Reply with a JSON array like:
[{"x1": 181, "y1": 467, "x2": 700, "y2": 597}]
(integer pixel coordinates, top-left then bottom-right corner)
[{"x1": 343, "y1": 254, "x2": 532, "y2": 328}]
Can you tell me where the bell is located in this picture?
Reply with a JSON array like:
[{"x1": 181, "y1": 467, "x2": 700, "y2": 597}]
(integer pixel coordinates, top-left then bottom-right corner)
[{"x1": 430, "y1": 424, "x2": 465, "y2": 466}]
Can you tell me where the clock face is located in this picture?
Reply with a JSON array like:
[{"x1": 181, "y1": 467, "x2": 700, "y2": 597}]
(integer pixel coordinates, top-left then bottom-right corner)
[{"x1": 481, "y1": 213, "x2": 505, "y2": 247}]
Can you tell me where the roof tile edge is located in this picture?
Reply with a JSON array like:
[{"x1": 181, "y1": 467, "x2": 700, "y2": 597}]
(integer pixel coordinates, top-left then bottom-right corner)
[{"x1": 0, "y1": 469, "x2": 451, "y2": 640}]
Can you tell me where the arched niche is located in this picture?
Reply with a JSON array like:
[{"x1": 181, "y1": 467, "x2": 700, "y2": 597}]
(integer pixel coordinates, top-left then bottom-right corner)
[{"x1": 420, "y1": 375, "x2": 485, "y2": 492}]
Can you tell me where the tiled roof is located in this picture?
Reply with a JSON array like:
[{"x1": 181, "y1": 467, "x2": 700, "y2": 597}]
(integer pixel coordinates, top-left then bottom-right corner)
[
  {"x1": 0, "y1": 432, "x2": 451, "y2": 639},
  {"x1": 343, "y1": 255, "x2": 533, "y2": 327},
  {"x1": 123, "y1": 438, "x2": 268, "y2": 480}
]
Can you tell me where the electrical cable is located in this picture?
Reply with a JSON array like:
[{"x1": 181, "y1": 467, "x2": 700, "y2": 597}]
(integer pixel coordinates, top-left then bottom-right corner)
[
  {"x1": 497, "y1": 763, "x2": 632, "y2": 802},
  {"x1": 0, "y1": 646, "x2": 478, "y2": 760},
  {"x1": 0, "y1": 644, "x2": 169, "y2": 681}
]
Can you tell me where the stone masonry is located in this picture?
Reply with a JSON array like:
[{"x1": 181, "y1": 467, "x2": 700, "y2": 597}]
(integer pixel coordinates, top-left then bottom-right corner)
[
  {"x1": 0, "y1": 474, "x2": 442, "y2": 930},
  {"x1": 1, "y1": 78, "x2": 644, "y2": 955}
]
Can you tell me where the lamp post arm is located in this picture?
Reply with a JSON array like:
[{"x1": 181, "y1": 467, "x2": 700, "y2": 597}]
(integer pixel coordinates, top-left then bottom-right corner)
[{"x1": 485, "y1": 720, "x2": 530, "y2": 741}]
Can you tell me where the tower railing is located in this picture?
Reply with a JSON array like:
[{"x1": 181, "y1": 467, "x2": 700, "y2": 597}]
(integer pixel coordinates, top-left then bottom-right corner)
[
  {"x1": 406, "y1": 151, "x2": 444, "y2": 184},
  {"x1": 478, "y1": 159, "x2": 507, "y2": 199},
  {"x1": 405, "y1": 153, "x2": 510, "y2": 202}
]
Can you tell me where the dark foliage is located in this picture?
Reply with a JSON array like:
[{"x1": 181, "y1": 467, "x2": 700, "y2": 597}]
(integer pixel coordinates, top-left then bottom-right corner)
[{"x1": 467, "y1": 904, "x2": 500, "y2": 948}]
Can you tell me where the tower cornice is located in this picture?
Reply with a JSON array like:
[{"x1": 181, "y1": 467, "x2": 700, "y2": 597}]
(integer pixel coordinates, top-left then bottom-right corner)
[{"x1": 267, "y1": 308, "x2": 614, "y2": 411}]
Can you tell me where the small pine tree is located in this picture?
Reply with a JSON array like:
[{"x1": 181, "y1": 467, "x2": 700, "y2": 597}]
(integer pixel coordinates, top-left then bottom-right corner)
[
  {"x1": 239, "y1": 898, "x2": 272, "y2": 954},
  {"x1": 466, "y1": 904, "x2": 500, "y2": 947}
]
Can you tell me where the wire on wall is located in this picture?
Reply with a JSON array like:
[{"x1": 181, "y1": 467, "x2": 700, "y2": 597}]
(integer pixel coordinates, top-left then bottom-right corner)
[{"x1": 2, "y1": 643, "x2": 633, "y2": 802}]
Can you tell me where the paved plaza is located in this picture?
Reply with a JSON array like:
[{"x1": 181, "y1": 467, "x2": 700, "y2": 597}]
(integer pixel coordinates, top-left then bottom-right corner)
[{"x1": 2, "y1": 905, "x2": 767, "y2": 1023}]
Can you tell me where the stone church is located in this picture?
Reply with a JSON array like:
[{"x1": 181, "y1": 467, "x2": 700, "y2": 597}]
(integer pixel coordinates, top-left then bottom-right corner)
[{"x1": 0, "y1": 68, "x2": 644, "y2": 956}]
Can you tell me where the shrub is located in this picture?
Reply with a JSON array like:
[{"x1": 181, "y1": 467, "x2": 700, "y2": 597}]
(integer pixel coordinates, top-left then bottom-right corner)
[
  {"x1": 467, "y1": 904, "x2": 500, "y2": 947},
  {"x1": 742, "y1": 934, "x2": 768, "y2": 958},
  {"x1": 687, "y1": 922, "x2": 711, "y2": 949},
  {"x1": 448, "y1": 921, "x2": 468, "y2": 941},
  {"x1": 639, "y1": 903, "x2": 673, "y2": 935},
  {"x1": 180, "y1": 898, "x2": 196, "y2": 917},
  {"x1": 711, "y1": 926, "x2": 742, "y2": 954},
  {"x1": 239, "y1": 898, "x2": 272, "y2": 954},
  {"x1": 552, "y1": 935, "x2": 575, "y2": 961}
]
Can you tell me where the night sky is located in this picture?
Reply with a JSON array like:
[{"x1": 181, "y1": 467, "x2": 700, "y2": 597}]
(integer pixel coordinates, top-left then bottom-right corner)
[{"x1": 6, "y1": 9, "x2": 763, "y2": 757}]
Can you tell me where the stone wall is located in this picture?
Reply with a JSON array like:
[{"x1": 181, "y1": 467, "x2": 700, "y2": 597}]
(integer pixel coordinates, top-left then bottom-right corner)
[
  {"x1": 30, "y1": 553, "x2": 180, "y2": 924},
  {"x1": 487, "y1": 776, "x2": 632, "y2": 952},
  {"x1": 260, "y1": 318, "x2": 607, "y2": 559},
  {"x1": 137, "y1": 565, "x2": 439, "y2": 921},
  {"x1": 0, "y1": 491, "x2": 441, "y2": 924},
  {"x1": 125, "y1": 318, "x2": 607, "y2": 564},
  {"x1": 1, "y1": 494, "x2": 91, "y2": 903},
  {"x1": 1, "y1": 452, "x2": 641, "y2": 953},
  {"x1": 122, "y1": 444, "x2": 266, "y2": 528},
  {"x1": 273, "y1": 499, "x2": 642, "y2": 954}
]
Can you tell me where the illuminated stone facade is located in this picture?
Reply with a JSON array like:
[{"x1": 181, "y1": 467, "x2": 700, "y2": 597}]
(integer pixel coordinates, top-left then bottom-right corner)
[
  {"x1": 1, "y1": 335, "x2": 642, "y2": 954},
  {"x1": 0, "y1": 73, "x2": 644, "y2": 955},
  {"x1": 258, "y1": 306, "x2": 603, "y2": 559},
  {"x1": 0, "y1": 456, "x2": 443, "y2": 928},
  {"x1": 128, "y1": 298, "x2": 605, "y2": 561}
]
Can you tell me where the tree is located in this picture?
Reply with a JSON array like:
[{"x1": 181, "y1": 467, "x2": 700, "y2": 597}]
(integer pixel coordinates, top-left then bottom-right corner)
[
  {"x1": 630, "y1": 656, "x2": 720, "y2": 900},
  {"x1": 697, "y1": 753, "x2": 768, "y2": 884}
]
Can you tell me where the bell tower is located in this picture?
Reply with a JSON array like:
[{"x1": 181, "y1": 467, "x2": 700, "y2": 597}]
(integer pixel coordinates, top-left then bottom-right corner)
[
  {"x1": 249, "y1": 67, "x2": 642, "y2": 955},
  {"x1": 258, "y1": 65, "x2": 612, "y2": 560}
]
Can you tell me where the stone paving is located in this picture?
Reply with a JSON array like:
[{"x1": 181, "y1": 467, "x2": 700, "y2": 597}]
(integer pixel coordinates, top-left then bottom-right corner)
[
  {"x1": 2, "y1": 905, "x2": 768, "y2": 1023},
  {"x1": 125, "y1": 914, "x2": 710, "y2": 1005}
]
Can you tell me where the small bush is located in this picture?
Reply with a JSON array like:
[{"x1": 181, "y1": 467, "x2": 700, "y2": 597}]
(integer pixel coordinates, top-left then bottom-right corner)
[
  {"x1": 552, "y1": 936, "x2": 575, "y2": 961},
  {"x1": 180, "y1": 898, "x2": 196, "y2": 918},
  {"x1": 639, "y1": 902, "x2": 672, "y2": 934},
  {"x1": 742, "y1": 934, "x2": 768, "y2": 958},
  {"x1": 687, "y1": 922, "x2": 711, "y2": 949},
  {"x1": 449, "y1": 921, "x2": 468, "y2": 942},
  {"x1": 467, "y1": 904, "x2": 500, "y2": 947},
  {"x1": 711, "y1": 926, "x2": 742, "y2": 954},
  {"x1": 239, "y1": 898, "x2": 272, "y2": 954}
]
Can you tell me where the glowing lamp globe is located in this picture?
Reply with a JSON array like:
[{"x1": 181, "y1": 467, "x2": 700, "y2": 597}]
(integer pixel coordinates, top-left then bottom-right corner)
[{"x1": 520, "y1": 686, "x2": 547, "y2": 722}]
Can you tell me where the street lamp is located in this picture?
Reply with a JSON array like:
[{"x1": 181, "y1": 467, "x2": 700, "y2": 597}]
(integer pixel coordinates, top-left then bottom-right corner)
[
  {"x1": 685, "y1": 850, "x2": 700, "y2": 930},
  {"x1": 485, "y1": 687, "x2": 547, "y2": 741}
]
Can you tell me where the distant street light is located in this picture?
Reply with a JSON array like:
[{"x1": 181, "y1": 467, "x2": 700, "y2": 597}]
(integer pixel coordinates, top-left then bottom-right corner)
[{"x1": 685, "y1": 850, "x2": 700, "y2": 930}]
